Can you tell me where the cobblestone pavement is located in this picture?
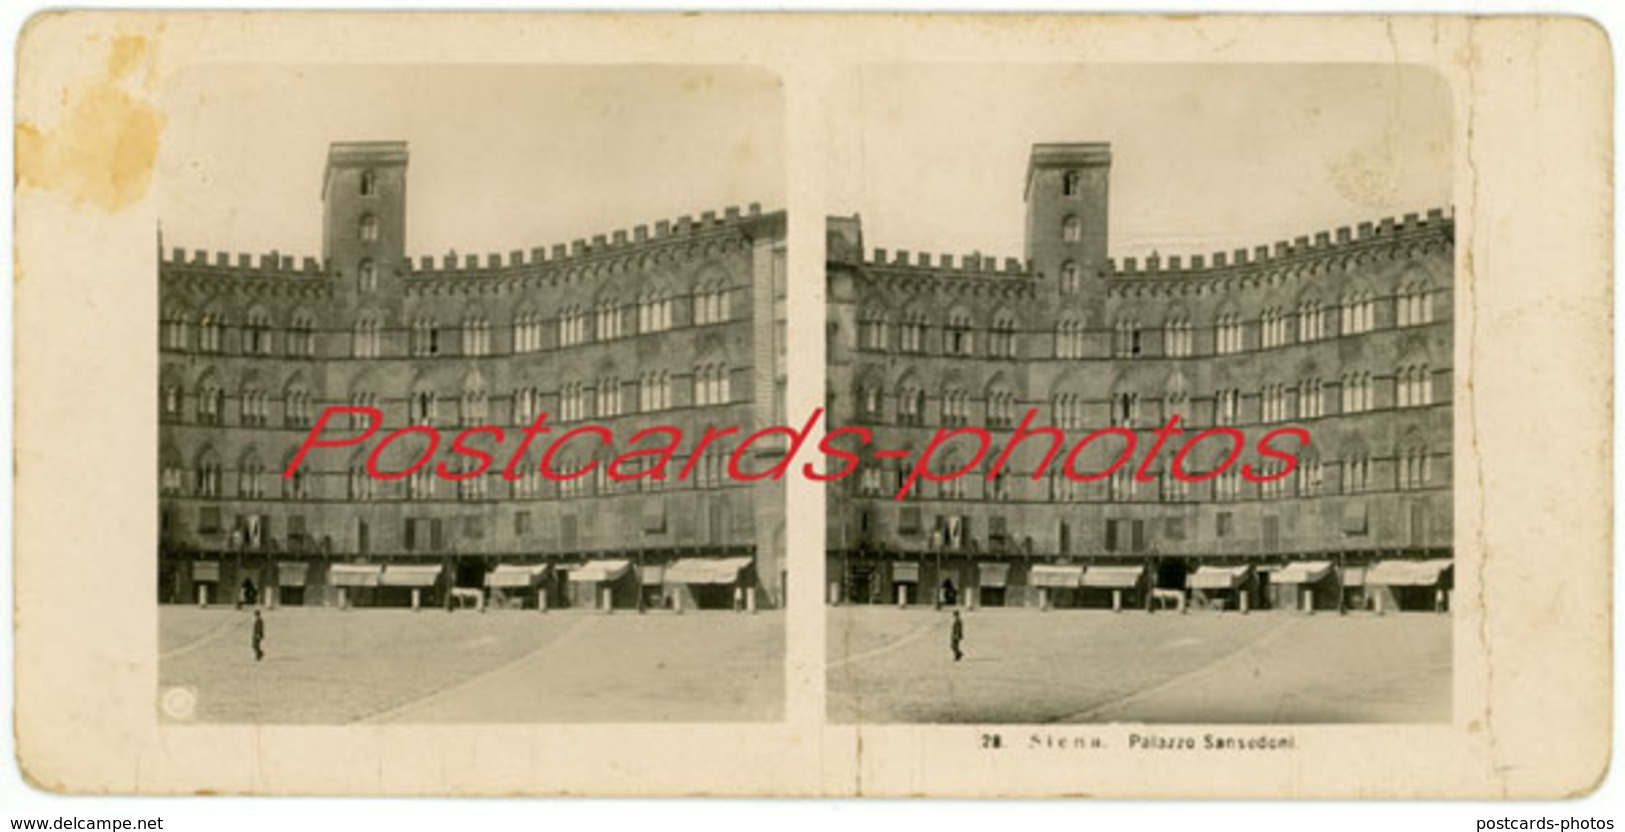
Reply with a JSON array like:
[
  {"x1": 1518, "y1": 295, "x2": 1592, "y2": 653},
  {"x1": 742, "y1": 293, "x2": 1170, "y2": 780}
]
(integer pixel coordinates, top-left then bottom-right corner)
[
  {"x1": 161, "y1": 607, "x2": 783, "y2": 724},
  {"x1": 827, "y1": 607, "x2": 1451, "y2": 724}
]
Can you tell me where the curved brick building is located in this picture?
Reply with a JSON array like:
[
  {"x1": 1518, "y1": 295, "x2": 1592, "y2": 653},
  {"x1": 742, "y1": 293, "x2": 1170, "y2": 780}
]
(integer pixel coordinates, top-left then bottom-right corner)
[
  {"x1": 826, "y1": 142, "x2": 1452, "y2": 613},
  {"x1": 159, "y1": 141, "x2": 788, "y2": 611}
]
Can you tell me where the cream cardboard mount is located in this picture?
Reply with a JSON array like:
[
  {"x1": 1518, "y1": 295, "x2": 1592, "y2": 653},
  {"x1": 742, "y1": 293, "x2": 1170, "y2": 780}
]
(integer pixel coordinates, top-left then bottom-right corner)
[{"x1": 10, "y1": 12, "x2": 1613, "y2": 798}]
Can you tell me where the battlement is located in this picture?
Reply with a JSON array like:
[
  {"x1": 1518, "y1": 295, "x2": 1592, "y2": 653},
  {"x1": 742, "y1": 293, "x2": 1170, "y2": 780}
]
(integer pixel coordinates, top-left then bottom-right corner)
[
  {"x1": 404, "y1": 202, "x2": 771, "y2": 277},
  {"x1": 158, "y1": 246, "x2": 327, "y2": 277},
  {"x1": 857, "y1": 246, "x2": 1034, "y2": 279},
  {"x1": 1104, "y1": 207, "x2": 1453, "y2": 280}
]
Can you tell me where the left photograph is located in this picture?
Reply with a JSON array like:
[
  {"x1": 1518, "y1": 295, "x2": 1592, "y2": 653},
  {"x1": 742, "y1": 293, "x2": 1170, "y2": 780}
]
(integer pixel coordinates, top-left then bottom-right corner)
[{"x1": 155, "y1": 66, "x2": 788, "y2": 724}]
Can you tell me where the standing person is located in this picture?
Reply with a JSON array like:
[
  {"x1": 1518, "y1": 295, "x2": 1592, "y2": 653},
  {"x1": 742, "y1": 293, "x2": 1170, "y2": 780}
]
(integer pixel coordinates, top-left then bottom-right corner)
[
  {"x1": 251, "y1": 610, "x2": 265, "y2": 663},
  {"x1": 950, "y1": 610, "x2": 964, "y2": 663}
]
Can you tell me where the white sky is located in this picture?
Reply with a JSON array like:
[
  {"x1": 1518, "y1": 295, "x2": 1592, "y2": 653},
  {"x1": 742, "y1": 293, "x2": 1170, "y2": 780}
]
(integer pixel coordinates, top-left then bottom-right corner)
[
  {"x1": 825, "y1": 63, "x2": 1453, "y2": 261},
  {"x1": 158, "y1": 65, "x2": 785, "y2": 260}
]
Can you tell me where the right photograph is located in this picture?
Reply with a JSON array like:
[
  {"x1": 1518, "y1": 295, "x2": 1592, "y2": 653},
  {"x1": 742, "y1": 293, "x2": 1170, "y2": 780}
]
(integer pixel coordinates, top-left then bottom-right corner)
[{"x1": 823, "y1": 65, "x2": 1455, "y2": 725}]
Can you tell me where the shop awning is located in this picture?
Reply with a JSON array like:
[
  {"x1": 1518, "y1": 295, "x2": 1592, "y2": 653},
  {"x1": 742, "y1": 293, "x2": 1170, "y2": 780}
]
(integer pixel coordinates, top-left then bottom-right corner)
[
  {"x1": 568, "y1": 559, "x2": 632, "y2": 583},
  {"x1": 1272, "y1": 561, "x2": 1333, "y2": 585},
  {"x1": 1082, "y1": 565, "x2": 1145, "y2": 589},
  {"x1": 381, "y1": 564, "x2": 443, "y2": 588},
  {"x1": 1188, "y1": 565, "x2": 1253, "y2": 590},
  {"x1": 192, "y1": 561, "x2": 220, "y2": 582},
  {"x1": 1364, "y1": 559, "x2": 1453, "y2": 587},
  {"x1": 891, "y1": 561, "x2": 921, "y2": 583},
  {"x1": 486, "y1": 564, "x2": 548, "y2": 588},
  {"x1": 664, "y1": 557, "x2": 752, "y2": 585},
  {"x1": 276, "y1": 561, "x2": 309, "y2": 587},
  {"x1": 330, "y1": 564, "x2": 382, "y2": 587},
  {"x1": 1030, "y1": 564, "x2": 1084, "y2": 588},
  {"x1": 977, "y1": 562, "x2": 1010, "y2": 588},
  {"x1": 640, "y1": 564, "x2": 666, "y2": 586},
  {"x1": 1341, "y1": 566, "x2": 1367, "y2": 587}
]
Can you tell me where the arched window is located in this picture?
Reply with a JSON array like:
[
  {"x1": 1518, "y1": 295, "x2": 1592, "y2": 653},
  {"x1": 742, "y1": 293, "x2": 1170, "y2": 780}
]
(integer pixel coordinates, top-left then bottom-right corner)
[
  {"x1": 1056, "y1": 319, "x2": 1086, "y2": 360},
  {"x1": 694, "y1": 364, "x2": 731, "y2": 407},
  {"x1": 942, "y1": 388, "x2": 969, "y2": 426},
  {"x1": 1298, "y1": 298, "x2": 1328, "y2": 342},
  {"x1": 1059, "y1": 260, "x2": 1081, "y2": 294},
  {"x1": 359, "y1": 170, "x2": 377, "y2": 196},
  {"x1": 1062, "y1": 215, "x2": 1083, "y2": 243},
  {"x1": 1164, "y1": 314, "x2": 1193, "y2": 357},
  {"x1": 512, "y1": 386, "x2": 541, "y2": 425},
  {"x1": 639, "y1": 371, "x2": 670, "y2": 412},
  {"x1": 197, "y1": 374, "x2": 224, "y2": 425},
  {"x1": 899, "y1": 312, "x2": 928, "y2": 353},
  {"x1": 359, "y1": 215, "x2": 379, "y2": 242},
  {"x1": 289, "y1": 310, "x2": 316, "y2": 356},
  {"x1": 596, "y1": 376, "x2": 622, "y2": 418},
  {"x1": 241, "y1": 384, "x2": 269, "y2": 426},
  {"x1": 859, "y1": 307, "x2": 891, "y2": 351},
  {"x1": 1298, "y1": 377, "x2": 1324, "y2": 419},
  {"x1": 194, "y1": 448, "x2": 222, "y2": 498},
  {"x1": 411, "y1": 317, "x2": 439, "y2": 356},
  {"x1": 353, "y1": 315, "x2": 382, "y2": 358},
  {"x1": 358, "y1": 259, "x2": 377, "y2": 293},
  {"x1": 1215, "y1": 312, "x2": 1244, "y2": 354},
  {"x1": 462, "y1": 314, "x2": 490, "y2": 356},
  {"x1": 1213, "y1": 387, "x2": 1240, "y2": 425},
  {"x1": 412, "y1": 389, "x2": 437, "y2": 425},
  {"x1": 461, "y1": 384, "x2": 488, "y2": 426},
  {"x1": 1261, "y1": 306, "x2": 1290, "y2": 348},
  {"x1": 596, "y1": 298, "x2": 623, "y2": 341},
  {"x1": 945, "y1": 311, "x2": 974, "y2": 356},
  {"x1": 1051, "y1": 391, "x2": 1084, "y2": 430},
  {"x1": 896, "y1": 379, "x2": 924, "y2": 426},
  {"x1": 1341, "y1": 371, "x2": 1373, "y2": 413},
  {"x1": 198, "y1": 311, "x2": 225, "y2": 353},
  {"x1": 695, "y1": 281, "x2": 730, "y2": 326},
  {"x1": 237, "y1": 450, "x2": 266, "y2": 499},
  {"x1": 160, "y1": 378, "x2": 183, "y2": 422},
  {"x1": 1063, "y1": 170, "x2": 1082, "y2": 197},
  {"x1": 989, "y1": 312, "x2": 1017, "y2": 358},
  {"x1": 1397, "y1": 442, "x2": 1431, "y2": 490},
  {"x1": 1113, "y1": 318, "x2": 1142, "y2": 358},
  {"x1": 162, "y1": 308, "x2": 190, "y2": 351},
  {"x1": 160, "y1": 447, "x2": 186, "y2": 495},
  {"x1": 283, "y1": 447, "x2": 311, "y2": 500},
  {"x1": 1397, "y1": 363, "x2": 1433, "y2": 408}
]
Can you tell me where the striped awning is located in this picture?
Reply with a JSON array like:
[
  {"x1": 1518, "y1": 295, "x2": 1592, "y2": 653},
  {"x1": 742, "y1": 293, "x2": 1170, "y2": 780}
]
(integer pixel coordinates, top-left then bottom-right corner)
[
  {"x1": 381, "y1": 564, "x2": 443, "y2": 588},
  {"x1": 568, "y1": 559, "x2": 631, "y2": 583},
  {"x1": 1188, "y1": 565, "x2": 1253, "y2": 590},
  {"x1": 1082, "y1": 565, "x2": 1145, "y2": 589},
  {"x1": 1272, "y1": 561, "x2": 1333, "y2": 585},
  {"x1": 977, "y1": 562, "x2": 1010, "y2": 588},
  {"x1": 330, "y1": 564, "x2": 382, "y2": 587},
  {"x1": 486, "y1": 564, "x2": 548, "y2": 588},
  {"x1": 276, "y1": 561, "x2": 309, "y2": 587},
  {"x1": 1365, "y1": 559, "x2": 1453, "y2": 587},
  {"x1": 664, "y1": 557, "x2": 752, "y2": 585},
  {"x1": 1030, "y1": 564, "x2": 1084, "y2": 588}
]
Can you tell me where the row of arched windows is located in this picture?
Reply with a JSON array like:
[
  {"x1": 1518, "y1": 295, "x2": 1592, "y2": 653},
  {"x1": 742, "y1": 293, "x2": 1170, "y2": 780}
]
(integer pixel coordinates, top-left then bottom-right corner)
[
  {"x1": 848, "y1": 368, "x2": 1438, "y2": 429},
  {"x1": 162, "y1": 287, "x2": 738, "y2": 357},
  {"x1": 852, "y1": 288, "x2": 1438, "y2": 360}
]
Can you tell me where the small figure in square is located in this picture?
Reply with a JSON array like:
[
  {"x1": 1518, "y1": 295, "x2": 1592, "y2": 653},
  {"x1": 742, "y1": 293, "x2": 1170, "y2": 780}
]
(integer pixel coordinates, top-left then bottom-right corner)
[
  {"x1": 950, "y1": 610, "x2": 964, "y2": 663},
  {"x1": 251, "y1": 610, "x2": 265, "y2": 663}
]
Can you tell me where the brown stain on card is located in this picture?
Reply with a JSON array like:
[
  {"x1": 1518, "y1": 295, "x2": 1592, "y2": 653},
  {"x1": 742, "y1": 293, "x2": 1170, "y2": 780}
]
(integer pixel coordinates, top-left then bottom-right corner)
[{"x1": 16, "y1": 34, "x2": 162, "y2": 212}]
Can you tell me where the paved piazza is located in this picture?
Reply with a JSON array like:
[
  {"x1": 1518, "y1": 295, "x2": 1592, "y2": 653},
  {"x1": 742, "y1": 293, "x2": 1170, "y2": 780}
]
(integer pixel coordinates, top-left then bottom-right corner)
[
  {"x1": 828, "y1": 607, "x2": 1451, "y2": 724},
  {"x1": 161, "y1": 607, "x2": 784, "y2": 724}
]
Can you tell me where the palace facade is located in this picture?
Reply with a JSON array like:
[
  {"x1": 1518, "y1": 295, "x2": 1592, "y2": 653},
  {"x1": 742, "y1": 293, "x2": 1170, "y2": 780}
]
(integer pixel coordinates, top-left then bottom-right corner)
[
  {"x1": 826, "y1": 142, "x2": 1453, "y2": 613},
  {"x1": 160, "y1": 141, "x2": 787, "y2": 610}
]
